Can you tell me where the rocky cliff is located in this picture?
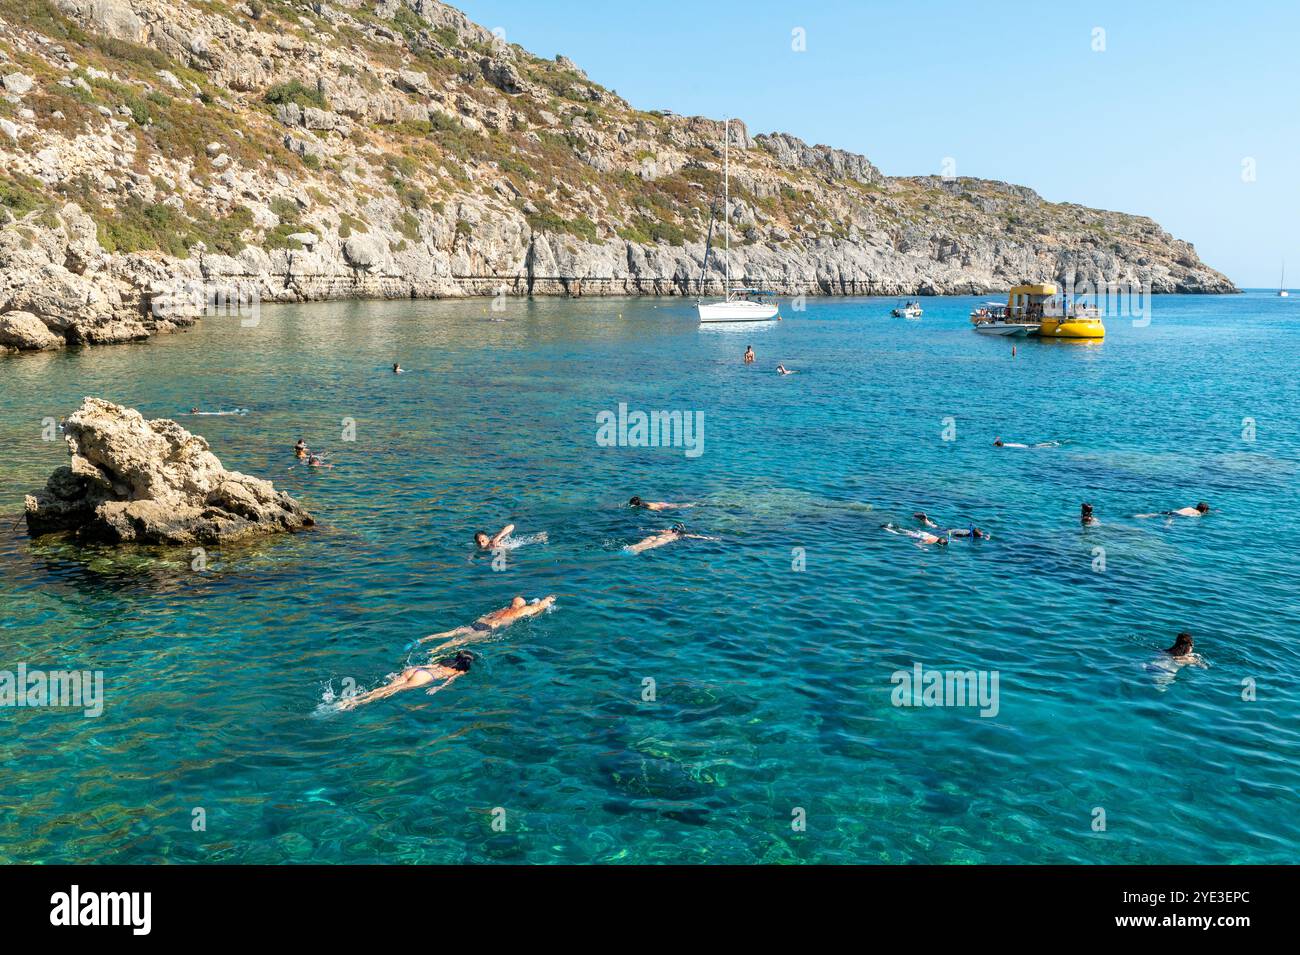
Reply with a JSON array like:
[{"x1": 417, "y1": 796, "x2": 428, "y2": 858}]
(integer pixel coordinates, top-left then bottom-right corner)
[{"x1": 0, "y1": 0, "x2": 1236, "y2": 352}]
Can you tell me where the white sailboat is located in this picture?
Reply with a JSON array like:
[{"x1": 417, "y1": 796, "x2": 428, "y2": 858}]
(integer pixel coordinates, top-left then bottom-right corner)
[
  {"x1": 697, "y1": 119, "x2": 779, "y2": 323},
  {"x1": 1280, "y1": 262, "x2": 1289, "y2": 297}
]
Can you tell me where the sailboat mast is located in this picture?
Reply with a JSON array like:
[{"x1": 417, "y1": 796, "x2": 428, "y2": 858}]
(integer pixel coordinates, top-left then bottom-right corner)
[{"x1": 724, "y1": 118, "x2": 730, "y2": 297}]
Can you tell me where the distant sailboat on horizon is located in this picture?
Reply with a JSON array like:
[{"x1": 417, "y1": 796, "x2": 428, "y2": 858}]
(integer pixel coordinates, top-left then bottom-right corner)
[
  {"x1": 1280, "y1": 262, "x2": 1289, "y2": 297},
  {"x1": 696, "y1": 119, "x2": 779, "y2": 323}
]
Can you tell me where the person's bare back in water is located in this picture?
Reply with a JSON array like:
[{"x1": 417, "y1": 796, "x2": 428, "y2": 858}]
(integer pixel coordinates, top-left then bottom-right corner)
[
  {"x1": 337, "y1": 651, "x2": 474, "y2": 711},
  {"x1": 1137, "y1": 502, "x2": 1210, "y2": 519},
  {"x1": 412, "y1": 595, "x2": 557, "y2": 653},
  {"x1": 883, "y1": 523, "x2": 948, "y2": 546},
  {"x1": 629, "y1": 496, "x2": 693, "y2": 512},
  {"x1": 625, "y1": 524, "x2": 718, "y2": 554}
]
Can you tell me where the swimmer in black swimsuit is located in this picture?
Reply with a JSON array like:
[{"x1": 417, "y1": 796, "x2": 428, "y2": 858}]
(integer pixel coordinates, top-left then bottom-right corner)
[
  {"x1": 410, "y1": 595, "x2": 557, "y2": 652},
  {"x1": 337, "y1": 651, "x2": 474, "y2": 710}
]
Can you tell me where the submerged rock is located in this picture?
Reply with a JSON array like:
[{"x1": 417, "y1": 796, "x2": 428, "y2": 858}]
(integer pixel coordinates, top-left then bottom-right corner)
[{"x1": 25, "y1": 398, "x2": 314, "y2": 545}]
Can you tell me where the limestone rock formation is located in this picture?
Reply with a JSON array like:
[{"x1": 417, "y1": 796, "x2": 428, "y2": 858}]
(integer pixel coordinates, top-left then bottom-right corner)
[
  {"x1": 0, "y1": 310, "x2": 64, "y2": 351},
  {"x1": 25, "y1": 397, "x2": 314, "y2": 544}
]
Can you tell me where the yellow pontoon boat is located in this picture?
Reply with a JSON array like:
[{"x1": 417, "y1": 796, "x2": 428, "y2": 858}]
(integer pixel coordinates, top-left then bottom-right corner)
[{"x1": 998, "y1": 284, "x2": 1105, "y2": 339}]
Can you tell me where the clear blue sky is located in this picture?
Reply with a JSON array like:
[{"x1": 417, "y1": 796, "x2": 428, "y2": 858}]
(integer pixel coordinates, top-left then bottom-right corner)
[{"x1": 456, "y1": 0, "x2": 1298, "y2": 288}]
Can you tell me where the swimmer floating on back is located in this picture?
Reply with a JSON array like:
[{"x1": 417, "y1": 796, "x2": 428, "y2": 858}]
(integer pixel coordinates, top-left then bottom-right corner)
[
  {"x1": 625, "y1": 523, "x2": 718, "y2": 554},
  {"x1": 410, "y1": 595, "x2": 557, "y2": 653},
  {"x1": 336, "y1": 651, "x2": 474, "y2": 711}
]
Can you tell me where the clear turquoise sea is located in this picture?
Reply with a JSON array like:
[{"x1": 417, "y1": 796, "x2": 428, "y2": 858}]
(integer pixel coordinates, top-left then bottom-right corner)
[{"x1": 1, "y1": 292, "x2": 1297, "y2": 864}]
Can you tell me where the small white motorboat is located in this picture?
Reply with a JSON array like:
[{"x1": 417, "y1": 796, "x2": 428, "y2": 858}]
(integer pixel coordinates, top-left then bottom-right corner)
[
  {"x1": 970, "y1": 302, "x2": 1039, "y2": 336},
  {"x1": 891, "y1": 300, "x2": 923, "y2": 318}
]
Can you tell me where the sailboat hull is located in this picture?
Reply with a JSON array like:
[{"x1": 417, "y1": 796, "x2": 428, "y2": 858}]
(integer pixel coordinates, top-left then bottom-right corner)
[{"x1": 697, "y1": 301, "x2": 779, "y2": 322}]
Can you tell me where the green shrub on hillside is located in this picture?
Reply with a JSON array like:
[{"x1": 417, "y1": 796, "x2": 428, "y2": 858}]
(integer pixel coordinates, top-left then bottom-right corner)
[{"x1": 264, "y1": 80, "x2": 327, "y2": 111}]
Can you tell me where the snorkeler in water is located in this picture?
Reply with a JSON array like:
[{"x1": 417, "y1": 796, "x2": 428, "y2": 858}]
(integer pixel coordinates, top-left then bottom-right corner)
[
  {"x1": 307, "y1": 454, "x2": 332, "y2": 469},
  {"x1": 629, "y1": 496, "x2": 693, "y2": 512},
  {"x1": 1136, "y1": 502, "x2": 1210, "y2": 519},
  {"x1": 912, "y1": 512, "x2": 985, "y2": 539},
  {"x1": 625, "y1": 523, "x2": 718, "y2": 554},
  {"x1": 883, "y1": 523, "x2": 948, "y2": 546},
  {"x1": 994, "y1": 437, "x2": 1060, "y2": 448},
  {"x1": 411, "y1": 595, "x2": 558, "y2": 653},
  {"x1": 336, "y1": 651, "x2": 474, "y2": 711}
]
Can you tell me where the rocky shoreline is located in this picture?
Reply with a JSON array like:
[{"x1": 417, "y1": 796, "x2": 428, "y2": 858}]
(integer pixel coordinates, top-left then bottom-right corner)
[{"x1": 0, "y1": 0, "x2": 1237, "y2": 355}]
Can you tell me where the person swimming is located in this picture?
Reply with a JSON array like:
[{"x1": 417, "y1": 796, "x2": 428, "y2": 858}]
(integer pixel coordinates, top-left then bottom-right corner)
[
  {"x1": 1080, "y1": 503, "x2": 1098, "y2": 526},
  {"x1": 294, "y1": 438, "x2": 308, "y2": 458},
  {"x1": 1164, "y1": 631, "x2": 1200, "y2": 662},
  {"x1": 994, "y1": 437, "x2": 1060, "y2": 448},
  {"x1": 411, "y1": 595, "x2": 557, "y2": 653},
  {"x1": 336, "y1": 651, "x2": 474, "y2": 711},
  {"x1": 393, "y1": 363, "x2": 403, "y2": 373},
  {"x1": 307, "y1": 454, "x2": 332, "y2": 468},
  {"x1": 882, "y1": 523, "x2": 948, "y2": 546},
  {"x1": 914, "y1": 512, "x2": 985, "y2": 539},
  {"x1": 1147, "y1": 631, "x2": 1207, "y2": 689},
  {"x1": 743, "y1": 345, "x2": 755, "y2": 365},
  {"x1": 1137, "y1": 502, "x2": 1210, "y2": 519},
  {"x1": 629, "y1": 496, "x2": 692, "y2": 511},
  {"x1": 474, "y1": 524, "x2": 515, "y2": 550},
  {"x1": 624, "y1": 523, "x2": 718, "y2": 554},
  {"x1": 776, "y1": 364, "x2": 795, "y2": 375}
]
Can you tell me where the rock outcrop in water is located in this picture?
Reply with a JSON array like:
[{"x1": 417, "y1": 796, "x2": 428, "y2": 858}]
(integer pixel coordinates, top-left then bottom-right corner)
[
  {"x1": 0, "y1": 0, "x2": 1236, "y2": 354},
  {"x1": 25, "y1": 397, "x2": 313, "y2": 543}
]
